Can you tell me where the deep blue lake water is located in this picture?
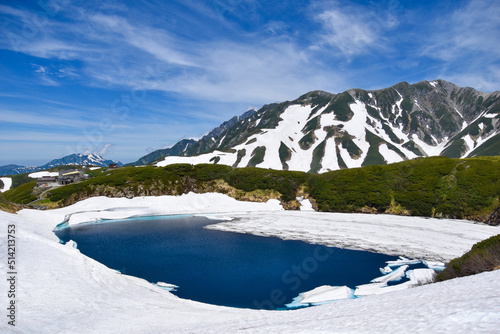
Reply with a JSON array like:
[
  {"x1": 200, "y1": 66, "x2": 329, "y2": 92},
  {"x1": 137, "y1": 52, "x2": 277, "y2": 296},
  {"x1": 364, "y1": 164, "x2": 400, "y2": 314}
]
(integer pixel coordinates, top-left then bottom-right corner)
[{"x1": 55, "y1": 215, "x2": 400, "y2": 310}]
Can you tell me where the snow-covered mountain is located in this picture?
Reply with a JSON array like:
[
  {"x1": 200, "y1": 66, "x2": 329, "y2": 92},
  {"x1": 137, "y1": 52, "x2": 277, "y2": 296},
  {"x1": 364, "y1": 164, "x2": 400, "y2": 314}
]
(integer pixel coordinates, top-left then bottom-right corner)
[
  {"x1": 0, "y1": 154, "x2": 123, "y2": 176},
  {"x1": 42, "y1": 153, "x2": 122, "y2": 169},
  {"x1": 149, "y1": 80, "x2": 500, "y2": 173},
  {"x1": 0, "y1": 164, "x2": 39, "y2": 176}
]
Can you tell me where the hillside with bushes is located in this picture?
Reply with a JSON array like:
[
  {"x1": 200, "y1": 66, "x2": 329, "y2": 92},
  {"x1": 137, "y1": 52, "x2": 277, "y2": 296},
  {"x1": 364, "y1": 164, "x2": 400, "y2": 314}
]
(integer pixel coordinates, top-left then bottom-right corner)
[
  {"x1": 3, "y1": 156, "x2": 499, "y2": 223},
  {"x1": 437, "y1": 234, "x2": 500, "y2": 281}
]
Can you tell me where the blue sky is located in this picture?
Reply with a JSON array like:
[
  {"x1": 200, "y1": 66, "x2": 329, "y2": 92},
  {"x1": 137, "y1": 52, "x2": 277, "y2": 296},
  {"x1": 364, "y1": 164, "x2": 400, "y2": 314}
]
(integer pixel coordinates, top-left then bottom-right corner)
[{"x1": 1, "y1": 0, "x2": 499, "y2": 166}]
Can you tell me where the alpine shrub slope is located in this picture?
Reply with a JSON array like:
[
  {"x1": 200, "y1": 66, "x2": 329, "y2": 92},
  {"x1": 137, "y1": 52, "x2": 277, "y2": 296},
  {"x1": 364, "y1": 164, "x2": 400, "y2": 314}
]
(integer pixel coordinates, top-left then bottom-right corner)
[
  {"x1": 2, "y1": 155, "x2": 496, "y2": 222},
  {"x1": 437, "y1": 234, "x2": 500, "y2": 281}
]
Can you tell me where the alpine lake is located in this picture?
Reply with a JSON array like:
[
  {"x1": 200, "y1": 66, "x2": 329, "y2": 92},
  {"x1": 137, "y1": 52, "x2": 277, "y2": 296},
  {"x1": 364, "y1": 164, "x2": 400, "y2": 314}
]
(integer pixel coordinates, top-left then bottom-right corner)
[{"x1": 54, "y1": 215, "x2": 428, "y2": 310}]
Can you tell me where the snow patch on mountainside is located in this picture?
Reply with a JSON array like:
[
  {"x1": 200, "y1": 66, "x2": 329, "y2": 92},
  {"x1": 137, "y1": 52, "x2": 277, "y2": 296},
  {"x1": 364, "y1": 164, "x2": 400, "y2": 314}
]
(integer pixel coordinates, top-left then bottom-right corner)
[{"x1": 0, "y1": 177, "x2": 12, "y2": 192}]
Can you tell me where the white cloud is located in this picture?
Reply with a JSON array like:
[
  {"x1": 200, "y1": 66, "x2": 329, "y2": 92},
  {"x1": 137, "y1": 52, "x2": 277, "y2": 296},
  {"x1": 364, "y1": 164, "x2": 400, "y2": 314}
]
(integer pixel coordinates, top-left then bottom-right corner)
[
  {"x1": 420, "y1": 0, "x2": 500, "y2": 92},
  {"x1": 422, "y1": 0, "x2": 500, "y2": 61},
  {"x1": 311, "y1": 1, "x2": 401, "y2": 58},
  {"x1": 315, "y1": 9, "x2": 376, "y2": 57},
  {"x1": 1, "y1": 3, "x2": 348, "y2": 105}
]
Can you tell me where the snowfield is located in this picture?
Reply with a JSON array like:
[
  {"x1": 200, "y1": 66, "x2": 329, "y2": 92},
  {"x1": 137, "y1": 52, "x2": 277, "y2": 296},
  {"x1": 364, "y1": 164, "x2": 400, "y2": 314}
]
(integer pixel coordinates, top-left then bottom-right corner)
[
  {"x1": 207, "y1": 211, "x2": 499, "y2": 262},
  {"x1": 1, "y1": 193, "x2": 499, "y2": 333},
  {"x1": 0, "y1": 177, "x2": 12, "y2": 192}
]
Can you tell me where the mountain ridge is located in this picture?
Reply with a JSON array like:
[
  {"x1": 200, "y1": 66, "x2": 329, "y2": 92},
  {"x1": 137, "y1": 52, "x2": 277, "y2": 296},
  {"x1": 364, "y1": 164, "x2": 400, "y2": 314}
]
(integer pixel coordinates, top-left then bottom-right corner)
[
  {"x1": 0, "y1": 154, "x2": 123, "y2": 176},
  {"x1": 143, "y1": 79, "x2": 499, "y2": 172}
]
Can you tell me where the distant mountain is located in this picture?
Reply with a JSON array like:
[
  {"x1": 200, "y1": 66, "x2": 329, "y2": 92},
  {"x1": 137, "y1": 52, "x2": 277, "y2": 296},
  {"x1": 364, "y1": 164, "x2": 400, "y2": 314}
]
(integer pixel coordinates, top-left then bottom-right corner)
[
  {"x1": 42, "y1": 153, "x2": 122, "y2": 169},
  {"x1": 0, "y1": 154, "x2": 123, "y2": 176},
  {"x1": 0, "y1": 164, "x2": 36, "y2": 175},
  {"x1": 142, "y1": 79, "x2": 499, "y2": 173}
]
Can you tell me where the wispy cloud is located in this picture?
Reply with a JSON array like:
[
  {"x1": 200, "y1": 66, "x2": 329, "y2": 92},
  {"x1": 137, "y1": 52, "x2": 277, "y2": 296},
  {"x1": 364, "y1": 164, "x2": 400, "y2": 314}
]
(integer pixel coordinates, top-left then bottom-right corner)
[
  {"x1": 31, "y1": 64, "x2": 59, "y2": 86},
  {"x1": 420, "y1": 0, "x2": 500, "y2": 91},
  {"x1": 422, "y1": 0, "x2": 500, "y2": 61},
  {"x1": 311, "y1": 0, "x2": 401, "y2": 58}
]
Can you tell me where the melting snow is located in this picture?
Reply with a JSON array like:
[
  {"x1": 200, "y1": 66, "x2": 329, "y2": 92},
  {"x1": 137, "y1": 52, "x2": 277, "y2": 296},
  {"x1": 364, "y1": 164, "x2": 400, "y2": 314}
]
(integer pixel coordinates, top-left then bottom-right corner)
[
  {"x1": 0, "y1": 177, "x2": 12, "y2": 192},
  {"x1": 28, "y1": 171, "x2": 59, "y2": 178},
  {"x1": 410, "y1": 134, "x2": 447, "y2": 156},
  {"x1": 386, "y1": 256, "x2": 422, "y2": 267},
  {"x1": 289, "y1": 285, "x2": 355, "y2": 307},
  {"x1": 156, "y1": 282, "x2": 178, "y2": 291},
  {"x1": 422, "y1": 260, "x2": 446, "y2": 271},
  {"x1": 392, "y1": 90, "x2": 403, "y2": 116},
  {"x1": 297, "y1": 197, "x2": 315, "y2": 211},
  {"x1": 464, "y1": 131, "x2": 499, "y2": 158},
  {"x1": 371, "y1": 265, "x2": 409, "y2": 283},
  {"x1": 378, "y1": 144, "x2": 404, "y2": 164}
]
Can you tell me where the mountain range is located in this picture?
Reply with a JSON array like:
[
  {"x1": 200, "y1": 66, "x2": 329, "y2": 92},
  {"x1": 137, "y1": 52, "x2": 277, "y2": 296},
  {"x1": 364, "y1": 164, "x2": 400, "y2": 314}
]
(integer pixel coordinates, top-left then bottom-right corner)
[
  {"x1": 0, "y1": 154, "x2": 123, "y2": 176},
  {"x1": 137, "y1": 79, "x2": 500, "y2": 173}
]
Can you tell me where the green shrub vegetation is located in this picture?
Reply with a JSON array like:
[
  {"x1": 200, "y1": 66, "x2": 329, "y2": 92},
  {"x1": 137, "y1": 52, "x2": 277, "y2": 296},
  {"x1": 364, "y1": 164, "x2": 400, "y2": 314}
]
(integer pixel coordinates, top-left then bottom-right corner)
[
  {"x1": 2, "y1": 156, "x2": 499, "y2": 222},
  {"x1": 0, "y1": 193, "x2": 21, "y2": 212},
  {"x1": 437, "y1": 234, "x2": 500, "y2": 281},
  {"x1": 402, "y1": 141, "x2": 424, "y2": 157},
  {"x1": 298, "y1": 131, "x2": 317, "y2": 150},
  {"x1": 309, "y1": 140, "x2": 326, "y2": 173},
  {"x1": 441, "y1": 139, "x2": 467, "y2": 158},
  {"x1": 233, "y1": 149, "x2": 246, "y2": 167},
  {"x1": 3, "y1": 181, "x2": 38, "y2": 204},
  {"x1": 301, "y1": 116, "x2": 320, "y2": 134},
  {"x1": 11, "y1": 173, "x2": 34, "y2": 188},
  {"x1": 323, "y1": 92, "x2": 354, "y2": 121},
  {"x1": 336, "y1": 135, "x2": 362, "y2": 159},
  {"x1": 469, "y1": 133, "x2": 500, "y2": 157},
  {"x1": 362, "y1": 130, "x2": 386, "y2": 166},
  {"x1": 336, "y1": 146, "x2": 348, "y2": 169},
  {"x1": 401, "y1": 96, "x2": 413, "y2": 112},
  {"x1": 247, "y1": 146, "x2": 266, "y2": 167},
  {"x1": 382, "y1": 123, "x2": 402, "y2": 143},
  {"x1": 278, "y1": 142, "x2": 292, "y2": 170},
  {"x1": 366, "y1": 105, "x2": 382, "y2": 120}
]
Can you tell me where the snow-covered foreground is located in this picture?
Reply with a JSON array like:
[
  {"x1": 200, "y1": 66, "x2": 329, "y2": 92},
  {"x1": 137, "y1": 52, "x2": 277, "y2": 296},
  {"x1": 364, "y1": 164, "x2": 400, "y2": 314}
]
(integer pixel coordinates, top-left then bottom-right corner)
[{"x1": 1, "y1": 193, "x2": 499, "y2": 333}]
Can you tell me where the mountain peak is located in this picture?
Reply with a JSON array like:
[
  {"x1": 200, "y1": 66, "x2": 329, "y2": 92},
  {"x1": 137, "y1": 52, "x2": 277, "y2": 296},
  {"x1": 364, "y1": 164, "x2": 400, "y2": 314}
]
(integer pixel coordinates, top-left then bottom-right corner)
[{"x1": 144, "y1": 80, "x2": 499, "y2": 173}]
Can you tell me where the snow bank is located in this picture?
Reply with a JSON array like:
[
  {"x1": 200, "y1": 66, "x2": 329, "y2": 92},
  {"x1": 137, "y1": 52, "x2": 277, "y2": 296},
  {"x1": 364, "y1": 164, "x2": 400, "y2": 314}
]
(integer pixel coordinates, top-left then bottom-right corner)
[
  {"x1": 406, "y1": 269, "x2": 436, "y2": 285},
  {"x1": 28, "y1": 171, "x2": 59, "y2": 178},
  {"x1": 207, "y1": 211, "x2": 499, "y2": 262},
  {"x1": 355, "y1": 267, "x2": 437, "y2": 297},
  {"x1": 371, "y1": 265, "x2": 409, "y2": 283},
  {"x1": 386, "y1": 256, "x2": 421, "y2": 267},
  {"x1": 155, "y1": 282, "x2": 178, "y2": 291},
  {"x1": 297, "y1": 197, "x2": 314, "y2": 211},
  {"x1": 300, "y1": 285, "x2": 354, "y2": 304},
  {"x1": 0, "y1": 177, "x2": 12, "y2": 192},
  {"x1": 422, "y1": 260, "x2": 446, "y2": 271},
  {"x1": 287, "y1": 285, "x2": 354, "y2": 307},
  {"x1": 60, "y1": 192, "x2": 283, "y2": 226}
]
